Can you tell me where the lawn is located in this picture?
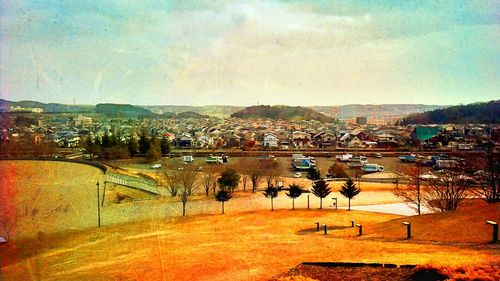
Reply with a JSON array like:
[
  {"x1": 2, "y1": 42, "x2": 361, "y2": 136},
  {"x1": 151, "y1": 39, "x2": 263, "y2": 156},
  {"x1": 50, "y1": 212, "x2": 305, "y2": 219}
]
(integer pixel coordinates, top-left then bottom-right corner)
[
  {"x1": 1, "y1": 208, "x2": 498, "y2": 281},
  {"x1": 1, "y1": 160, "x2": 498, "y2": 281}
]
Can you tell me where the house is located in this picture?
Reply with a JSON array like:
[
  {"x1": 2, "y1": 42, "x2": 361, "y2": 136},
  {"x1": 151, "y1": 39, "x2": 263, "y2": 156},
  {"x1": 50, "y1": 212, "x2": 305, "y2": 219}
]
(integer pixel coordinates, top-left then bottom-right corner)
[
  {"x1": 290, "y1": 131, "x2": 311, "y2": 148},
  {"x1": 263, "y1": 133, "x2": 279, "y2": 148},
  {"x1": 312, "y1": 131, "x2": 336, "y2": 148},
  {"x1": 196, "y1": 135, "x2": 213, "y2": 148},
  {"x1": 75, "y1": 115, "x2": 92, "y2": 126},
  {"x1": 225, "y1": 133, "x2": 242, "y2": 148},
  {"x1": 375, "y1": 132, "x2": 395, "y2": 142},
  {"x1": 175, "y1": 133, "x2": 194, "y2": 147},
  {"x1": 161, "y1": 132, "x2": 176, "y2": 142},
  {"x1": 347, "y1": 136, "x2": 363, "y2": 148}
]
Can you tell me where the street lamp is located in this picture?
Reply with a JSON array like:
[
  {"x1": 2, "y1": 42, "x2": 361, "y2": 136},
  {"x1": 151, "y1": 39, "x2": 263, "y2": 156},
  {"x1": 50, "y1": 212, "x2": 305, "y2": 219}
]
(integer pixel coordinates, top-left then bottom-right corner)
[
  {"x1": 486, "y1": 221, "x2": 498, "y2": 243},
  {"x1": 96, "y1": 181, "x2": 101, "y2": 227},
  {"x1": 402, "y1": 221, "x2": 411, "y2": 239}
]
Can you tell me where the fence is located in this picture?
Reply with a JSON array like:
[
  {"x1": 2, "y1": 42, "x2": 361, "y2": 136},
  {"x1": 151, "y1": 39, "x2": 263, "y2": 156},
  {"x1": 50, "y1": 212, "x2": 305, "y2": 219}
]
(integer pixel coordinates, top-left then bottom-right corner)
[{"x1": 105, "y1": 172, "x2": 166, "y2": 196}]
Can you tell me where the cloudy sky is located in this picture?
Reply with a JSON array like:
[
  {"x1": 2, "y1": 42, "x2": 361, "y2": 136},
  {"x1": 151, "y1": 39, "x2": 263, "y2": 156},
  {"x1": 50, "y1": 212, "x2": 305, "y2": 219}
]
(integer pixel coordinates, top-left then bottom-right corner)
[{"x1": 1, "y1": 0, "x2": 498, "y2": 106}]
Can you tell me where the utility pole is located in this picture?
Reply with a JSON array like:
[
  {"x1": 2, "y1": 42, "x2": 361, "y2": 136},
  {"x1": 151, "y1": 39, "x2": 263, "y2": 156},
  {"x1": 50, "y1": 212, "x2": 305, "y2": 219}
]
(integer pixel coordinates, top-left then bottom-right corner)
[
  {"x1": 97, "y1": 182, "x2": 101, "y2": 227},
  {"x1": 416, "y1": 159, "x2": 421, "y2": 215}
]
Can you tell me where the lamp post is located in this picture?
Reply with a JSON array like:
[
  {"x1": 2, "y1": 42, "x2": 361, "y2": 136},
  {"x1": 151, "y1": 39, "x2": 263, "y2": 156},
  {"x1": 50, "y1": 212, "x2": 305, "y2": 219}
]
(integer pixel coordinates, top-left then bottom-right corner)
[
  {"x1": 402, "y1": 221, "x2": 411, "y2": 239},
  {"x1": 486, "y1": 221, "x2": 498, "y2": 243},
  {"x1": 356, "y1": 224, "x2": 362, "y2": 236},
  {"x1": 96, "y1": 181, "x2": 101, "y2": 227}
]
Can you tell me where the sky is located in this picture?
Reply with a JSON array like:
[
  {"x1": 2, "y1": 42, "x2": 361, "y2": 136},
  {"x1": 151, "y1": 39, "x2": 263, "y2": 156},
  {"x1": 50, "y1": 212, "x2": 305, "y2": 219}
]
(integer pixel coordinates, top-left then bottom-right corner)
[{"x1": 0, "y1": 0, "x2": 499, "y2": 106}]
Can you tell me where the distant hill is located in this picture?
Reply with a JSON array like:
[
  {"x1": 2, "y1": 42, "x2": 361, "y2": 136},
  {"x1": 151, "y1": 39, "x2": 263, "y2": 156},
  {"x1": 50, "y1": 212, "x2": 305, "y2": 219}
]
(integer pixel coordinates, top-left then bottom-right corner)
[
  {"x1": 1, "y1": 98, "x2": 449, "y2": 119},
  {"x1": 95, "y1": 103, "x2": 156, "y2": 118},
  {"x1": 160, "y1": 112, "x2": 177, "y2": 119},
  {"x1": 311, "y1": 104, "x2": 446, "y2": 118},
  {"x1": 399, "y1": 100, "x2": 500, "y2": 125},
  {"x1": 142, "y1": 105, "x2": 243, "y2": 117},
  {"x1": 177, "y1": 111, "x2": 209, "y2": 119},
  {"x1": 0, "y1": 99, "x2": 92, "y2": 113},
  {"x1": 144, "y1": 104, "x2": 443, "y2": 118},
  {"x1": 231, "y1": 105, "x2": 334, "y2": 122}
]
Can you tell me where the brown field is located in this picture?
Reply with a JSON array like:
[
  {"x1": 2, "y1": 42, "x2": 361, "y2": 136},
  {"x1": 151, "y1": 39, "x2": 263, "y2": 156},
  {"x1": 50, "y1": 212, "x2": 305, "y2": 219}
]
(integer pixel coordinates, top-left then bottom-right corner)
[
  {"x1": 1, "y1": 208, "x2": 498, "y2": 281},
  {"x1": 1, "y1": 160, "x2": 498, "y2": 280}
]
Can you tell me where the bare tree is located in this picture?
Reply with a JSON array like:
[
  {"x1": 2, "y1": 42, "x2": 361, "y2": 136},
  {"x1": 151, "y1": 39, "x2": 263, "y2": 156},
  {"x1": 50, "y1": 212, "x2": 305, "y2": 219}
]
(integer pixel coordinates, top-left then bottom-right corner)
[
  {"x1": 423, "y1": 172, "x2": 472, "y2": 212},
  {"x1": 263, "y1": 160, "x2": 282, "y2": 188},
  {"x1": 246, "y1": 159, "x2": 265, "y2": 192},
  {"x1": 393, "y1": 161, "x2": 423, "y2": 215},
  {"x1": 241, "y1": 173, "x2": 249, "y2": 192},
  {"x1": 163, "y1": 169, "x2": 181, "y2": 197},
  {"x1": 178, "y1": 166, "x2": 199, "y2": 216},
  {"x1": 0, "y1": 192, "x2": 16, "y2": 241},
  {"x1": 201, "y1": 165, "x2": 220, "y2": 196},
  {"x1": 237, "y1": 159, "x2": 249, "y2": 192},
  {"x1": 0, "y1": 216, "x2": 16, "y2": 241},
  {"x1": 179, "y1": 166, "x2": 199, "y2": 196},
  {"x1": 475, "y1": 142, "x2": 500, "y2": 203}
]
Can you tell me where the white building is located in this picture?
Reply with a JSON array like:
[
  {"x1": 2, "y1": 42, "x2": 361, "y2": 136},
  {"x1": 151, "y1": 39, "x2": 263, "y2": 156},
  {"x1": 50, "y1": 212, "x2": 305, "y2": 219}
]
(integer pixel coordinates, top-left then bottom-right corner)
[{"x1": 263, "y1": 133, "x2": 279, "y2": 148}]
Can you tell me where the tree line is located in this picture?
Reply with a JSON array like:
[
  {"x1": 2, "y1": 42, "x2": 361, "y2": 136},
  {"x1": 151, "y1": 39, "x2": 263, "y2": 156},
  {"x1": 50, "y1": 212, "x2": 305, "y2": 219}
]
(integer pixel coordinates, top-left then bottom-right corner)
[
  {"x1": 158, "y1": 161, "x2": 363, "y2": 216},
  {"x1": 83, "y1": 131, "x2": 171, "y2": 161}
]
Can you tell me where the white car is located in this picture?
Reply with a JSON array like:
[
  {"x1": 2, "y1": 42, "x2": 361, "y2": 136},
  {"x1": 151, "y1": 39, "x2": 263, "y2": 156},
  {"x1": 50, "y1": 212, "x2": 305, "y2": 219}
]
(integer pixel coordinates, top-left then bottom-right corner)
[
  {"x1": 294, "y1": 172, "x2": 302, "y2": 178},
  {"x1": 150, "y1": 164, "x2": 162, "y2": 169}
]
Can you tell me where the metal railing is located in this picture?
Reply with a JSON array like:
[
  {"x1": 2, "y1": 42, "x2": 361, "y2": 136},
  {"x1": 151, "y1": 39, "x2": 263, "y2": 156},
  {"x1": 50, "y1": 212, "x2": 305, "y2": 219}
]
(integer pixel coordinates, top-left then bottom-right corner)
[{"x1": 105, "y1": 172, "x2": 166, "y2": 195}]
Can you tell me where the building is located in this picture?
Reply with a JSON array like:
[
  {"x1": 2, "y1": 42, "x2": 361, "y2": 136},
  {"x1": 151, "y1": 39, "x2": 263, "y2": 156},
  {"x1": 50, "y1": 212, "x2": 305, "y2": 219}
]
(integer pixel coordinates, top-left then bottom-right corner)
[
  {"x1": 356, "y1": 116, "x2": 367, "y2": 125},
  {"x1": 263, "y1": 133, "x2": 279, "y2": 148}
]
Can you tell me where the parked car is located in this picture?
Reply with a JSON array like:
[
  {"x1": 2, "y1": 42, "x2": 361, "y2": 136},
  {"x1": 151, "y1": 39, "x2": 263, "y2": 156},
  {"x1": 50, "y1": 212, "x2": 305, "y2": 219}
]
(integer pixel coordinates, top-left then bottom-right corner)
[
  {"x1": 182, "y1": 155, "x2": 194, "y2": 162},
  {"x1": 374, "y1": 153, "x2": 382, "y2": 158},
  {"x1": 294, "y1": 172, "x2": 302, "y2": 178},
  {"x1": 150, "y1": 163, "x2": 162, "y2": 169},
  {"x1": 362, "y1": 163, "x2": 384, "y2": 173}
]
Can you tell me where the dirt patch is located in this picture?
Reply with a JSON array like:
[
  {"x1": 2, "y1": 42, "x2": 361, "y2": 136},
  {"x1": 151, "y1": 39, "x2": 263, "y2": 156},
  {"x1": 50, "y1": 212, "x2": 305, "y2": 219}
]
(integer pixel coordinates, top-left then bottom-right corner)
[{"x1": 272, "y1": 264, "x2": 414, "y2": 281}]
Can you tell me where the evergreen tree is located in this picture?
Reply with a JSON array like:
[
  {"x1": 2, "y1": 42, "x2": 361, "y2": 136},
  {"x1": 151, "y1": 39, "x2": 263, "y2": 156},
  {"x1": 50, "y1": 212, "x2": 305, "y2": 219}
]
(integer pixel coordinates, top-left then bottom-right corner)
[
  {"x1": 215, "y1": 188, "x2": 232, "y2": 214},
  {"x1": 311, "y1": 179, "x2": 331, "y2": 209},
  {"x1": 286, "y1": 184, "x2": 303, "y2": 210},
  {"x1": 217, "y1": 169, "x2": 241, "y2": 193},
  {"x1": 160, "y1": 137, "x2": 171, "y2": 155},
  {"x1": 339, "y1": 178, "x2": 361, "y2": 210},
  {"x1": 263, "y1": 185, "x2": 281, "y2": 211},
  {"x1": 307, "y1": 166, "x2": 321, "y2": 181},
  {"x1": 139, "y1": 132, "x2": 149, "y2": 155},
  {"x1": 101, "y1": 133, "x2": 111, "y2": 148},
  {"x1": 145, "y1": 142, "x2": 161, "y2": 162},
  {"x1": 127, "y1": 137, "x2": 140, "y2": 156}
]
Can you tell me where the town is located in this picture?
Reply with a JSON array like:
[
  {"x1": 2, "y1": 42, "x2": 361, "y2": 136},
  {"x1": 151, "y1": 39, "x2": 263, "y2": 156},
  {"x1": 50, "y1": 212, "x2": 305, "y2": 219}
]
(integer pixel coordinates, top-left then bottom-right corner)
[
  {"x1": 1, "y1": 1, "x2": 499, "y2": 280},
  {"x1": 2, "y1": 107, "x2": 498, "y2": 157}
]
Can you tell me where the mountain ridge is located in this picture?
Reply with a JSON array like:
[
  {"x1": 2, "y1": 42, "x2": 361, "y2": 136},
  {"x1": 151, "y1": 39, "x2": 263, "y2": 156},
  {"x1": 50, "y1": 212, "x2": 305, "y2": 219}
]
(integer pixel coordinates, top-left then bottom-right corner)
[{"x1": 230, "y1": 105, "x2": 335, "y2": 122}]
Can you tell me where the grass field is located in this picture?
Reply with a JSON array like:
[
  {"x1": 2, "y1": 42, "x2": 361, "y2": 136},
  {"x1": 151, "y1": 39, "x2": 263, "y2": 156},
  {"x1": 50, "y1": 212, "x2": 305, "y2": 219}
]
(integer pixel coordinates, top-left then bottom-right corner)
[
  {"x1": 0, "y1": 160, "x2": 405, "y2": 240},
  {"x1": 1, "y1": 160, "x2": 498, "y2": 280},
  {"x1": 1, "y1": 208, "x2": 498, "y2": 280}
]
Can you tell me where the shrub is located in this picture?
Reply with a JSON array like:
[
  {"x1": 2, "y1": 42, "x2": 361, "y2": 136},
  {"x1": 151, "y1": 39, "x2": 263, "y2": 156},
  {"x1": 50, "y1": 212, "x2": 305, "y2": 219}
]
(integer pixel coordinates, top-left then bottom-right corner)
[
  {"x1": 411, "y1": 265, "x2": 448, "y2": 281},
  {"x1": 412, "y1": 265, "x2": 500, "y2": 281},
  {"x1": 328, "y1": 163, "x2": 349, "y2": 178},
  {"x1": 276, "y1": 276, "x2": 319, "y2": 281}
]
